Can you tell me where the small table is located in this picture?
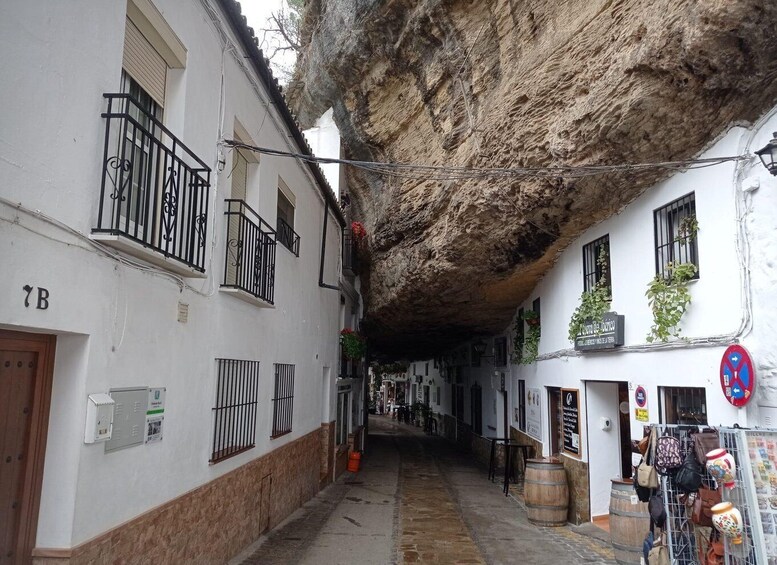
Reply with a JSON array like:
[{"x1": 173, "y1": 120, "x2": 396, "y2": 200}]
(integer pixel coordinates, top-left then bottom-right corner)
[{"x1": 487, "y1": 437, "x2": 510, "y2": 482}]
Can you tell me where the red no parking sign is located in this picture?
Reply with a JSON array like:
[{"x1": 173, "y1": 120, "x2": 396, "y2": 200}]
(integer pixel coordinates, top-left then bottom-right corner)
[{"x1": 720, "y1": 345, "x2": 755, "y2": 407}]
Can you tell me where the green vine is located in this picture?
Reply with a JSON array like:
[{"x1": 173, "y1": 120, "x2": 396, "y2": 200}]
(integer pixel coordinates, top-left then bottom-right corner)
[
  {"x1": 520, "y1": 310, "x2": 541, "y2": 365},
  {"x1": 675, "y1": 215, "x2": 699, "y2": 243},
  {"x1": 511, "y1": 316, "x2": 524, "y2": 364},
  {"x1": 569, "y1": 243, "x2": 612, "y2": 341},
  {"x1": 568, "y1": 284, "x2": 611, "y2": 341},
  {"x1": 645, "y1": 262, "x2": 697, "y2": 343}
]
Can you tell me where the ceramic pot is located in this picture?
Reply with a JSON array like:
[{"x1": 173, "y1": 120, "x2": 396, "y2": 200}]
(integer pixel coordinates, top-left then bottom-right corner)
[
  {"x1": 706, "y1": 448, "x2": 736, "y2": 489},
  {"x1": 711, "y1": 501, "x2": 743, "y2": 545}
]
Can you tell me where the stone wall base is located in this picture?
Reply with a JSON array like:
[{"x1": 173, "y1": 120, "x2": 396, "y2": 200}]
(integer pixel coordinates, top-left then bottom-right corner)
[{"x1": 33, "y1": 427, "x2": 323, "y2": 564}]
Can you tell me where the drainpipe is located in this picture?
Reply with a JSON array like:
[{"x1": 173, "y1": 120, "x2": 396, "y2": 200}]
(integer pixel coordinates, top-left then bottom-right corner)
[{"x1": 319, "y1": 199, "x2": 339, "y2": 291}]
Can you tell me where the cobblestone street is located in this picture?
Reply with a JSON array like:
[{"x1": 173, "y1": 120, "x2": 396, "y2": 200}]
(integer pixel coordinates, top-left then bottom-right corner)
[{"x1": 231, "y1": 416, "x2": 618, "y2": 565}]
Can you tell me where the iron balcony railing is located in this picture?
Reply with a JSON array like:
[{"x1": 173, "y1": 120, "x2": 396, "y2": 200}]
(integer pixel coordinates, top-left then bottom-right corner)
[
  {"x1": 276, "y1": 217, "x2": 300, "y2": 256},
  {"x1": 343, "y1": 231, "x2": 358, "y2": 275},
  {"x1": 95, "y1": 94, "x2": 211, "y2": 272},
  {"x1": 223, "y1": 199, "x2": 276, "y2": 304}
]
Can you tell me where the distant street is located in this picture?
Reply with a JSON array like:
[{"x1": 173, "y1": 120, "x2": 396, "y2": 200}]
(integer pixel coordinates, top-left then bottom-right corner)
[{"x1": 232, "y1": 416, "x2": 617, "y2": 565}]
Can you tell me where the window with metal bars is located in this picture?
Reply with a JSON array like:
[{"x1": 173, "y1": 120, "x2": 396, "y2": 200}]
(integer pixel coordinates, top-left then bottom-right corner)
[
  {"x1": 660, "y1": 386, "x2": 707, "y2": 425},
  {"x1": 494, "y1": 337, "x2": 507, "y2": 367},
  {"x1": 582, "y1": 234, "x2": 611, "y2": 294},
  {"x1": 517, "y1": 379, "x2": 526, "y2": 431},
  {"x1": 271, "y1": 364, "x2": 295, "y2": 438},
  {"x1": 654, "y1": 192, "x2": 699, "y2": 279},
  {"x1": 210, "y1": 359, "x2": 260, "y2": 463}
]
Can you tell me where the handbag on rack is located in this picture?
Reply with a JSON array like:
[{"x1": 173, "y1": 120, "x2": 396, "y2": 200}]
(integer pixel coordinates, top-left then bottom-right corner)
[
  {"x1": 675, "y1": 449, "x2": 703, "y2": 493},
  {"x1": 648, "y1": 531, "x2": 670, "y2": 565},
  {"x1": 699, "y1": 528, "x2": 724, "y2": 565},
  {"x1": 655, "y1": 432, "x2": 683, "y2": 474},
  {"x1": 693, "y1": 429, "x2": 719, "y2": 466},
  {"x1": 638, "y1": 429, "x2": 659, "y2": 489},
  {"x1": 692, "y1": 486, "x2": 721, "y2": 527}
]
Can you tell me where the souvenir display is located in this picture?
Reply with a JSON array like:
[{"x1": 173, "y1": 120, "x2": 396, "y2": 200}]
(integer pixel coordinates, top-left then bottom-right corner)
[
  {"x1": 711, "y1": 502, "x2": 744, "y2": 545},
  {"x1": 706, "y1": 448, "x2": 737, "y2": 489},
  {"x1": 746, "y1": 432, "x2": 777, "y2": 561}
]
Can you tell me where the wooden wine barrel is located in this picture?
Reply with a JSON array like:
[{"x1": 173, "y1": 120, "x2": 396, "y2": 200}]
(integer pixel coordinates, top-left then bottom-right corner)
[
  {"x1": 524, "y1": 458, "x2": 569, "y2": 526},
  {"x1": 608, "y1": 479, "x2": 650, "y2": 564}
]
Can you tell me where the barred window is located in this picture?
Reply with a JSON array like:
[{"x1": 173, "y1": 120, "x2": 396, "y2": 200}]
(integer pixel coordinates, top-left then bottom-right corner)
[
  {"x1": 582, "y1": 234, "x2": 611, "y2": 294},
  {"x1": 654, "y1": 192, "x2": 699, "y2": 279},
  {"x1": 494, "y1": 337, "x2": 507, "y2": 367},
  {"x1": 210, "y1": 359, "x2": 260, "y2": 463},
  {"x1": 660, "y1": 387, "x2": 707, "y2": 425},
  {"x1": 272, "y1": 364, "x2": 295, "y2": 438},
  {"x1": 516, "y1": 379, "x2": 526, "y2": 431}
]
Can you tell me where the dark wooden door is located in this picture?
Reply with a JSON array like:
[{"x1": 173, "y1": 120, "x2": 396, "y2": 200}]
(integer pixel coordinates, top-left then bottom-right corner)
[
  {"x1": 0, "y1": 331, "x2": 55, "y2": 565},
  {"x1": 470, "y1": 384, "x2": 482, "y2": 435},
  {"x1": 1, "y1": 350, "x2": 37, "y2": 563}
]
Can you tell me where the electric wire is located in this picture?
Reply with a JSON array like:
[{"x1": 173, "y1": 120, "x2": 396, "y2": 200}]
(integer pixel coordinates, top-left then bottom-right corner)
[{"x1": 221, "y1": 139, "x2": 750, "y2": 182}]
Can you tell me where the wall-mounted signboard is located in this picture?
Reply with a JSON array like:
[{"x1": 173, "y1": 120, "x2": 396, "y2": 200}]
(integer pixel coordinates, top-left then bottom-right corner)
[
  {"x1": 562, "y1": 388, "x2": 581, "y2": 457},
  {"x1": 574, "y1": 312, "x2": 625, "y2": 351}
]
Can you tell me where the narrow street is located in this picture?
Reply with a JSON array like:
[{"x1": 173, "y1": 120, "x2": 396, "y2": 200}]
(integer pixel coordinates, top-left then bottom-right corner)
[{"x1": 231, "y1": 416, "x2": 618, "y2": 565}]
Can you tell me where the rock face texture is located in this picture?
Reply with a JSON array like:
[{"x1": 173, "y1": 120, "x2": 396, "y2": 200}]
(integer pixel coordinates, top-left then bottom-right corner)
[{"x1": 289, "y1": 0, "x2": 777, "y2": 357}]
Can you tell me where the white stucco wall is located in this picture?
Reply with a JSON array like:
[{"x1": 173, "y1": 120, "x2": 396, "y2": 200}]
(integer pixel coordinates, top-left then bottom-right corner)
[
  {"x1": 1, "y1": 0, "x2": 343, "y2": 549},
  {"x1": 304, "y1": 108, "x2": 342, "y2": 197}
]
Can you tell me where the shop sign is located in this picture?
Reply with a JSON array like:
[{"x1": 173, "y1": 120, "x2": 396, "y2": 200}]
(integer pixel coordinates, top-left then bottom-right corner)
[
  {"x1": 526, "y1": 387, "x2": 542, "y2": 441},
  {"x1": 146, "y1": 387, "x2": 166, "y2": 443},
  {"x1": 720, "y1": 345, "x2": 756, "y2": 407},
  {"x1": 562, "y1": 388, "x2": 581, "y2": 457},
  {"x1": 573, "y1": 312, "x2": 625, "y2": 351},
  {"x1": 634, "y1": 385, "x2": 649, "y2": 422}
]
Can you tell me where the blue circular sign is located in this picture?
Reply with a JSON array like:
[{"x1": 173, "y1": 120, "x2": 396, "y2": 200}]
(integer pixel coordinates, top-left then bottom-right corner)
[{"x1": 635, "y1": 386, "x2": 647, "y2": 408}]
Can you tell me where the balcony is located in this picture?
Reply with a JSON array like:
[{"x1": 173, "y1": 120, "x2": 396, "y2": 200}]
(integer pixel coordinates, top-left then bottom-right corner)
[
  {"x1": 223, "y1": 200, "x2": 276, "y2": 305},
  {"x1": 276, "y1": 217, "x2": 300, "y2": 256},
  {"x1": 93, "y1": 94, "x2": 211, "y2": 274},
  {"x1": 343, "y1": 231, "x2": 358, "y2": 276}
]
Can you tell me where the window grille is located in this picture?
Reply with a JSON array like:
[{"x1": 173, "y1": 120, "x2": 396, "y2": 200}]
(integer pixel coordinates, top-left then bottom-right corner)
[
  {"x1": 471, "y1": 342, "x2": 482, "y2": 367},
  {"x1": 210, "y1": 359, "x2": 260, "y2": 463},
  {"x1": 532, "y1": 297, "x2": 541, "y2": 338},
  {"x1": 494, "y1": 337, "x2": 507, "y2": 367},
  {"x1": 582, "y1": 234, "x2": 611, "y2": 293},
  {"x1": 660, "y1": 386, "x2": 707, "y2": 425},
  {"x1": 654, "y1": 192, "x2": 699, "y2": 279},
  {"x1": 272, "y1": 364, "x2": 295, "y2": 437}
]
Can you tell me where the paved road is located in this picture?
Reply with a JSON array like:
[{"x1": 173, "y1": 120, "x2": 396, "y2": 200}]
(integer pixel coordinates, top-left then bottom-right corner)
[{"x1": 231, "y1": 416, "x2": 617, "y2": 564}]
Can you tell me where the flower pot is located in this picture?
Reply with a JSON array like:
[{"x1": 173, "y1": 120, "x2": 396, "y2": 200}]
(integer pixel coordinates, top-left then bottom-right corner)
[
  {"x1": 711, "y1": 501, "x2": 743, "y2": 545},
  {"x1": 706, "y1": 448, "x2": 736, "y2": 489},
  {"x1": 525, "y1": 318, "x2": 540, "y2": 327}
]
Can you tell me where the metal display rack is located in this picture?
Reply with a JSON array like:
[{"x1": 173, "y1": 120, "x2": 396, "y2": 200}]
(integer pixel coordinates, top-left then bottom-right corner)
[{"x1": 718, "y1": 428, "x2": 771, "y2": 565}]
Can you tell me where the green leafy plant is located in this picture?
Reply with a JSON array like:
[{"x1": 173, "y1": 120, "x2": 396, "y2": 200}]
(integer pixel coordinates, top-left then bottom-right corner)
[
  {"x1": 511, "y1": 316, "x2": 524, "y2": 364},
  {"x1": 569, "y1": 243, "x2": 612, "y2": 341},
  {"x1": 645, "y1": 262, "x2": 698, "y2": 343},
  {"x1": 340, "y1": 328, "x2": 367, "y2": 359},
  {"x1": 568, "y1": 284, "x2": 611, "y2": 341},
  {"x1": 520, "y1": 310, "x2": 541, "y2": 365},
  {"x1": 675, "y1": 215, "x2": 699, "y2": 243}
]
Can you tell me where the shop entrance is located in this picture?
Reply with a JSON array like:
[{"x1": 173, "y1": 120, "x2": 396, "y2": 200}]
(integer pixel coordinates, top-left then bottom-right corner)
[
  {"x1": 585, "y1": 380, "x2": 632, "y2": 527},
  {"x1": 0, "y1": 330, "x2": 56, "y2": 565}
]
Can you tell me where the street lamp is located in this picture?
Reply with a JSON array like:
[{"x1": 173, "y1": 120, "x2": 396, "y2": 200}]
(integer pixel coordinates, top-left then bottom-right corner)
[
  {"x1": 755, "y1": 132, "x2": 777, "y2": 176},
  {"x1": 472, "y1": 340, "x2": 488, "y2": 356}
]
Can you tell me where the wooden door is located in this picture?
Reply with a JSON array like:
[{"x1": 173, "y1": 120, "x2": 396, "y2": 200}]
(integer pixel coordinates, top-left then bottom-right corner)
[{"x1": 0, "y1": 331, "x2": 55, "y2": 565}]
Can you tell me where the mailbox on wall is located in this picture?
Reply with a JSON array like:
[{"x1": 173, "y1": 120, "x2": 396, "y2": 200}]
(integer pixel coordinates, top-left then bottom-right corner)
[{"x1": 85, "y1": 393, "x2": 115, "y2": 443}]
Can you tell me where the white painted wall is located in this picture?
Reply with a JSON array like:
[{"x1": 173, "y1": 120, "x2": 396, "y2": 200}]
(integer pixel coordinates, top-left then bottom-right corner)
[
  {"x1": 304, "y1": 109, "x2": 342, "y2": 197},
  {"x1": 0, "y1": 0, "x2": 345, "y2": 549}
]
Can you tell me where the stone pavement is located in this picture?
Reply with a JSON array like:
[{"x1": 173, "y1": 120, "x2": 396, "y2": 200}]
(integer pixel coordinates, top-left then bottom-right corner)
[{"x1": 230, "y1": 416, "x2": 618, "y2": 564}]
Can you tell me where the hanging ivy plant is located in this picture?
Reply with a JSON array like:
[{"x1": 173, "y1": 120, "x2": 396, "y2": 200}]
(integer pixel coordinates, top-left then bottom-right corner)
[
  {"x1": 569, "y1": 243, "x2": 612, "y2": 341},
  {"x1": 511, "y1": 316, "x2": 524, "y2": 364},
  {"x1": 520, "y1": 310, "x2": 541, "y2": 365},
  {"x1": 568, "y1": 284, "x2": 611, "y2": 341},
  {"x1": 645, "y1": 261, "x2": 697, "y2": 343},
  {"x1": 675, "y1": 215, "x2": 699, "y2": 243}
]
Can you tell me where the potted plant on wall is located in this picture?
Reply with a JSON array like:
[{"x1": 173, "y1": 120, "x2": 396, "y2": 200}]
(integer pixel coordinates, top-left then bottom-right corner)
[
  {"x1": 340, "y1": 328, "x2": 367, "y2": 359},
  {"x1": 568, "y1": 244, "x2": 612, "y2": 342},
  {"x1": 521, "y1": 310, "x2": 541, "y2": 365}
]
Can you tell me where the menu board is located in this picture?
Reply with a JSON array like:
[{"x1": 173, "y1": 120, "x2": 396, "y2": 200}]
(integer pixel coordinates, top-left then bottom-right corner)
[
  {"x1": 562, "y1": 388, "x2": 581, "y2": 457},
  {"x1": 747, "y1": 431, "x2": 777, "y2": 559}
]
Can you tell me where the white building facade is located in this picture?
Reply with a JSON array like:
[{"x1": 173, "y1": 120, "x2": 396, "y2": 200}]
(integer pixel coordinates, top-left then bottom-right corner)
[
  {"x1": 423, "y1": 107, "x2": 777, "y2": 524},
  {"x1": 0, "y1": 0, "x2": 354, "y2": 562}
]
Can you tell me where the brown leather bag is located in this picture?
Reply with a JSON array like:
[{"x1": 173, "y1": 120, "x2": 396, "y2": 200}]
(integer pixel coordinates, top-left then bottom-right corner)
[
  {"x1": 692, "y1": 486, "x2": 721, "y2": 527},
  {"x1": 693, "y1": 430, "x2": 719, "y2": 465},
  {"x1": 703, "y1": 529, "x2": 724, "y2": 565}
]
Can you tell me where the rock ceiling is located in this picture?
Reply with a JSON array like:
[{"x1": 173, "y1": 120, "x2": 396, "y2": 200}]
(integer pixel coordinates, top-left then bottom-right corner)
[{"x1": 288, "y1": 0, "x2": 777, "y2": 358}]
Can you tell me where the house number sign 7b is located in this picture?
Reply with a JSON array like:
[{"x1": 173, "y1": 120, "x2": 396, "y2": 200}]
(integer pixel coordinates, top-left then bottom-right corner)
[{"x1": 22, "y1": 285, "x2": 50, "y2": 310}]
